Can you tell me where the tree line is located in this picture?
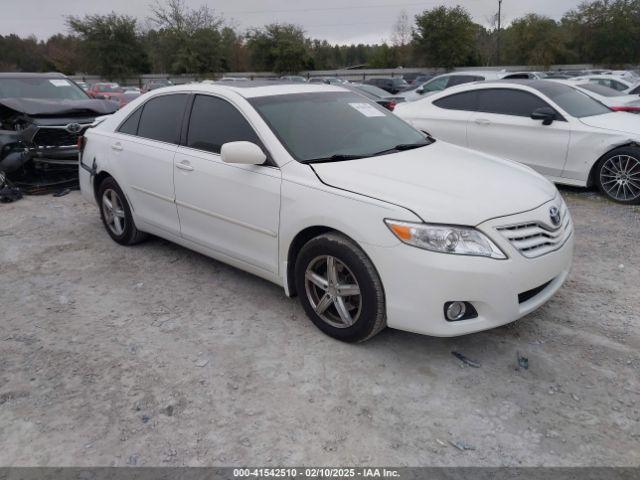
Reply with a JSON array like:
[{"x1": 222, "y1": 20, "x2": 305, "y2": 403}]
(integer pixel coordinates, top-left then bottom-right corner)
[{"x1": 1, "y1": 0, "x2": 639, "y2": 80}]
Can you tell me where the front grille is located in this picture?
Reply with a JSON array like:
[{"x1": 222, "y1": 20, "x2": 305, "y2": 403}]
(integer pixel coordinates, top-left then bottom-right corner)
[
  {"x1": 518, "y1": 280, "x2": 553, "y2": 304},
  {"x1": 32, "y1": 126, "x2": 88, "y2": 148},
  {"x1": 497, "y1": 203, "x2": 572, "y2": 258}
]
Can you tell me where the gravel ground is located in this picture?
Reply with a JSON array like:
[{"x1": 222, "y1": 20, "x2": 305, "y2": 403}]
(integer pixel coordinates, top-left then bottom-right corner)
[{"x1": 0, "y1": 188, "x2": 638, "y2": 467}]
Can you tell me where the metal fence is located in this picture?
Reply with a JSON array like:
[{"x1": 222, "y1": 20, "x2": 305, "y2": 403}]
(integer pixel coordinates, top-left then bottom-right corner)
[{"x1": 69, "y1": 64, "x2": 623, "y2": 87}]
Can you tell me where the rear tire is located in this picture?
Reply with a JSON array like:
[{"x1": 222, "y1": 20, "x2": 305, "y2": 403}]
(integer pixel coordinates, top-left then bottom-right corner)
[
  {"x1": 97, "y1": 177, "x2": 148, "y2": 245},
  {"x1": 294, "y1": 232, "x2": 386, "y2": 342},
  {"x1": 595, "y1": 147, "x2": 640, "y2": 204}
]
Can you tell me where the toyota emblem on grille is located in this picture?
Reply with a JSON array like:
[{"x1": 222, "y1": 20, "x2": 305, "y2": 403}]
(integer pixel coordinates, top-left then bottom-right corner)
[
  {"x1": 549, "y1": 206, "x2": 561, "y2": 227},
  {"x1": 65, "y1": 123, "x2": 82, "y2": 134}
]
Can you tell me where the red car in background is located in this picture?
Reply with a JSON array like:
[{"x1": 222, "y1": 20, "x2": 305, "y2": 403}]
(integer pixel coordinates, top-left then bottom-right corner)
[{"x1": 87, "y1": 83, "x2": 125, "y2": 103}]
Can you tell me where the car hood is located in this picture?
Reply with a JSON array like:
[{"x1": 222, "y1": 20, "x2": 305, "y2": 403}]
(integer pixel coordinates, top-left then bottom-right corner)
[
  {"x1": 0, "y1": 97, "x2": 118, "y2": 117},
  {"x1": 579, "y1": 112, "x2": 640, "y2": 135},
  {"x1": 312, "y1": 141, "x2": 557, "y2": 226}
]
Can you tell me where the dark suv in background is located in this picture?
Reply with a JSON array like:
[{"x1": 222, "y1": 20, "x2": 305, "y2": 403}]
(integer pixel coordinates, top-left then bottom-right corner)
[
  {"x1": 0, "y1": 72, "x2": 118, "y2": 190},
  {"x1": 364, "y1": 76, "x2": 409, "y2": 94}
]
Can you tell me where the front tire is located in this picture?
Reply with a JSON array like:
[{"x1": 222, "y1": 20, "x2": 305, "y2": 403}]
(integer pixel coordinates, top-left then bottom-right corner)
[
  {"x1": 596, "y1": 147, "x2": 640, "y2": 204},
  {"x1": 97, "y1": 177, "x2": 148, "y2": 245},
  {"x1": 294, "y1": 233, "x2": 386, "y2": 342}
]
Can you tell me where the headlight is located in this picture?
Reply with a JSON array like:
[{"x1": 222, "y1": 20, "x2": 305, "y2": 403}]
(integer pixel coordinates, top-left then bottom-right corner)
[{"x1": 384, "y1": 220, "x2": 506, "y2": 259}]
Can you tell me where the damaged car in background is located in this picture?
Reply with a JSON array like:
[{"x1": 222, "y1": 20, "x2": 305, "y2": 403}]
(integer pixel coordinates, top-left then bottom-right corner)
[{"x1": 0, "y1": 73, "x2": 118, "y2": 197}]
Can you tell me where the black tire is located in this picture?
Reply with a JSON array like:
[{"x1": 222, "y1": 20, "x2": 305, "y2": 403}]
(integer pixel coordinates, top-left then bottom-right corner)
[
  {"x1": 595, "y1": 147, "x2": 640, "y2": 205},
  {"x1": 294, "y1": 232, "x2": 386, "y2": 343},
  {"x1": 97, "y1": 177, "x2": 148, "y2": 245}
]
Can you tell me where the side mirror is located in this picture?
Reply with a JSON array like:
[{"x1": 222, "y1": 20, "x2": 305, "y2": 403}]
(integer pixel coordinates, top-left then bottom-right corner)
[
  {"x1": 221, "y1": 141, "x2": 266, "y2": 165},
  {"x1": 531, "y1": 107, "x2": 557, "y2": 125},
  {"x1": 416, "y1": 88, "x2": 424, "y2": 95},
  {"x1": 95, "y1": 94, "x2": 106, "y2": 100}
]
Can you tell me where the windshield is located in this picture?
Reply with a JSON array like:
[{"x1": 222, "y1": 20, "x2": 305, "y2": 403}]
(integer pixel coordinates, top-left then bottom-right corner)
[
  {"x1": 249, "y1": 92, "x2": 426, "y2": 163},
  {"x1": 535, "y1": 82, "x2": 611, "y2": 117},
  {"x1": 0, "y1": 77, "x2": 89, "y2": 100},
  {"x1": 422, "y1": 76, "x2": 449, "y2": 92}
]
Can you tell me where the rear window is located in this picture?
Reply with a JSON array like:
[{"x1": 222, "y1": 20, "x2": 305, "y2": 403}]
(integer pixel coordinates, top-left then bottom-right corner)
[
  {"x1": 534, "y1": 82, "x2": 611, "y2": 117},
  {"x1": 433, "y1": 91, "x2": 478, "y2": 111},
  {"x1": 577, "y1": 83, "x2": 620, "y2": 97},
  {"x1": 137, "y1": 94, "x2": 188, "y2": 143}
]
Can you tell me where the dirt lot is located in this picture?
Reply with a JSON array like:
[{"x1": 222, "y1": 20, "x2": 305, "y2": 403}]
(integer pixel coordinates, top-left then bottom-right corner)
[{"x1": 0, "y1": 188, "x2": 638, "y2": 467}]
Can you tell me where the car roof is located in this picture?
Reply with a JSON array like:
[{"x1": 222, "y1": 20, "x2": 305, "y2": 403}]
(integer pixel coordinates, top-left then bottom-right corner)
[
  {"x1": 574, "y1": 74, "x2": 631, "y2": 82},
  {"x1": 427, "y1": 79, "x2": 575, "y2": 99},
  {"x1": 146, "y1": 82, "x2": 350, "y2": 99},
  {"x1": 0, "y1": 72, "x2": 67, "y2": 79}
]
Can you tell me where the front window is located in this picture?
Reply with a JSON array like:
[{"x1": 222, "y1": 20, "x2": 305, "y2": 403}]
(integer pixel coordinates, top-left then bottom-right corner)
[
  {"x1": 535, "y1": 82, "x2": 611, "y2": 117},
  {"x1": 249, "y1": 92, "x2": 426, "y2": 163},
  {"x1": 0, "y1": 77, "x2": 89, "y2": 100}
]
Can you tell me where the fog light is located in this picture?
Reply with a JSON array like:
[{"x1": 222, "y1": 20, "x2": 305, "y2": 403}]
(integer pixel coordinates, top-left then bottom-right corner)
[
  {"x1": 444, "y1": 301, "x2": 478, "y2": 321},
  {"x1": 446, "y1": 301, "x2": 466, "y2": 321}
]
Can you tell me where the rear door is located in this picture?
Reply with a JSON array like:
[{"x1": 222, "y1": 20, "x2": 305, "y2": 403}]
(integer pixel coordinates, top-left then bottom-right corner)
[
  {"x1": 467, "y1": 88, "x2": 571, "y2": 177},
  {"x1": 111, "y1": 93, "x2": 188, "y2": 234},
  {"x1": 173, "y1": 94, "x2": 281, "y2": 274}
]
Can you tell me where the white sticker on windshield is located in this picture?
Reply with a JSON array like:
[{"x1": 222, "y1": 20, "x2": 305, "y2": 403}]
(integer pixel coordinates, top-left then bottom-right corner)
[
  {"x1": 50, "y1": 79, "x2": 71, "y2": 87},
  {"x1": 348, "y1": 102, "x2": 386, "y2": 117}
]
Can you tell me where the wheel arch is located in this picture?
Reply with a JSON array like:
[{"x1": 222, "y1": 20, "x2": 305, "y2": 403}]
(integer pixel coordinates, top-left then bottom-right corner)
[
  {"x1": 587, "y1": 141, "x2": 640, "y2": 187},
  {"x1": 285, "y1": 225, "x2": 384, "y2": 299},
  {"x1": 93, "y1": 170, "x2": 113, "y2": 204}
]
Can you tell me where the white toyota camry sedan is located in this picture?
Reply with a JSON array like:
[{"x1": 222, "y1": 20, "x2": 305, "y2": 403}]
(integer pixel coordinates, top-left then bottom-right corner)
[
  {"x1": 395, "y1": 80, "x2": 640, "y2": 204},
  {"x1": 79, "y1": 82, "x2": 573, "y2": 342}
]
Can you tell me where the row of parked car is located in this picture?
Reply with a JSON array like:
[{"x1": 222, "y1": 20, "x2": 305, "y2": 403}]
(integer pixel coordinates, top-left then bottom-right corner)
[{"x1": 4, "y1": 68, "x2": 634, "y2": 342}]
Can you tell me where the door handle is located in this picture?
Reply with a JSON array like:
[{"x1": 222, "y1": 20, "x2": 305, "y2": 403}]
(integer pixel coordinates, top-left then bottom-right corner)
[
  {"x1": 474, "y1": 118, "x2": 491, "y2": 125},
  {"x1": 175, "y1": 161, "x2": 194, "y2": 172},
  {"x1": 111, "y1": 142, "x2": 123, "y2": 151}
]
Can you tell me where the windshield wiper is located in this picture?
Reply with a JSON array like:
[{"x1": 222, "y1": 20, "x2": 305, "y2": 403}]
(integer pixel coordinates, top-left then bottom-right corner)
[
  {"x1": 303, "y1": 140, "x2": 433, "y2": 164},
  {"x1": 369, "y1": 140, "x2": 433, "y2": 157},
  {"x1": 303, "y1": 154, "x2": 366, "y2": 164}
]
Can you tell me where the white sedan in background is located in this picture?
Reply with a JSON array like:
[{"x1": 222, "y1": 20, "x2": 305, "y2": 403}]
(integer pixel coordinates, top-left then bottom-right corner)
[
  {"x1": 78, "y1": 82, "x2": 572, "y2": 342},
  {"x1": 570, "y1": 74, "x2": 640, "y2": 94},
  {"x1": 395, "y1": 80, "x2": 640, "y2": 204},
  {"x1": 399, "y1": 71, "x2": 505, "y2": 102},
  {"x1": 556, "y1": 81, "x2": 640, "y2": 112}
]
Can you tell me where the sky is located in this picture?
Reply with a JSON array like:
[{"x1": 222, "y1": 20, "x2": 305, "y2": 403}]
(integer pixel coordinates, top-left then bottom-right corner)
[{"x1": 1, "y1": 0, "x2": 585, "y2": 45}]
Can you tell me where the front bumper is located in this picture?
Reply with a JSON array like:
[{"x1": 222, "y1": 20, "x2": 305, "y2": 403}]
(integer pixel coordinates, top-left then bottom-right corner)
[{"x1": 365, "y1": 198, "x2": 574, "y2": 337}]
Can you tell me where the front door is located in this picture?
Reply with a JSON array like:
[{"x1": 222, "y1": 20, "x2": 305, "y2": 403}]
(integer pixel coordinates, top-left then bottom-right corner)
[
  {"x1": 173, "y1": 94, "x2": 281, "y2": 274},
  {"x1": 466, "y1": 88, "x2": 571, "y2": 177}
]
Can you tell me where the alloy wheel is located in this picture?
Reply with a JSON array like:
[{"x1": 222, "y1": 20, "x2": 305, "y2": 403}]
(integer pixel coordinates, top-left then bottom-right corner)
[
  {"x1": 600, "y1": 154, "x2": 640, "y2": 202},
  {"x1": 304, "y1": 255, "x2": 362, "y2": 329},
  {"x1": 101, "y1": 188, "x2": 126, "y2": 236}
]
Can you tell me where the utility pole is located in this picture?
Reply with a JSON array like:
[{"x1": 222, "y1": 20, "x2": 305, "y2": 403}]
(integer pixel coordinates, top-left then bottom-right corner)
[{"x1": 497, "y1": 0, "x2": 503, "y2": 66}]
